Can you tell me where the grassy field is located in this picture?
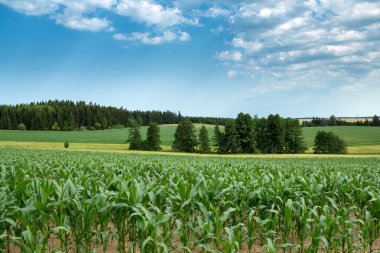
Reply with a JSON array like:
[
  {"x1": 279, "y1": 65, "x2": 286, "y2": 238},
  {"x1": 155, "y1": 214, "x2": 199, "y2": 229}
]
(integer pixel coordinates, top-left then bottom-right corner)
[{"x1": 0, "y1": 125, "x2": 379, "y2": 154}]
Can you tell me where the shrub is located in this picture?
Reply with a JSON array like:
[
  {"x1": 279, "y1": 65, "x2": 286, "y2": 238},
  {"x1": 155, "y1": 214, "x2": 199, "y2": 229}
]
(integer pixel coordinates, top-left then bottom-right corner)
[
  {"x1": 18, "y1": 123, "x2": 26, "y2": 130},
  {"x1": 94, "y1": 122, "x2": 102, "y2": 130},
  {"x1": 64, "y1": 141, "x2": 69, "y2": 149},
  {"x1": 313, "y1": 131, "x2": 347, "y2": 154},
  {"x1": 52, "y1": 122, "x2": 60, "y2": 131}
]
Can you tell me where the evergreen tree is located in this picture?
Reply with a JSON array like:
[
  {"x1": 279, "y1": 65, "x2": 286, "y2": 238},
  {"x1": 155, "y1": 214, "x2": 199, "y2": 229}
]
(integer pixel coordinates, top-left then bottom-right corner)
[
  {"x1": 255, "y1": 118, "x2": 269, "y2": 153},
  {"x1": 224, "y1": 120, "x2": 241, "y2": 154},
  {"x1": 198, "y1": 125, "x2": 211, "y2": 153},
  {"x1": 172, "y1": 119, "x2": 198, "y2": 152},
  {"x1": 146, "y1": 122, "x2": 161, "y2": 151},
  {"x1": 213, "y1": 125, "x2": 226, "y2": 154},
  {"x1": 267, "y1": 114, "x2": 285, "y2": 153},
  {"x1": 373, "y1": 115, "x2": 379, "y2": 126},
  {"x1": 127, "y1": 121, "x2": 143, "y2": 150},
  {"x1": 329, "y1": 115, "x2": 337, "y2": 126},
  {"x1": 284, "y1": 118, "x2": 307, "y2": 153},
  {"x1": 235, "y1": 113, "x2": 256, "y2": 153}
]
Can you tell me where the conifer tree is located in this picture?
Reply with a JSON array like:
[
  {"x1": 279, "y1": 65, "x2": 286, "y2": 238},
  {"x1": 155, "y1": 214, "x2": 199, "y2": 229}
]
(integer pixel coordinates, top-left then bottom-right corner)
[
  {"x1": 127, "y1": 121, "x2": 143, "y2": 150},
  {"x1": 224, "y1": 120, "x2": 241, "y2": 154},
  {"x1": 198, "y1": 125, "x2": 211, "y2": 153},
  {"x1": 172, "y1": 119, "x2": 198, "y2": 152},
  {"x1": 146, "y1": 122, "x2": 161, "y2": 151}
]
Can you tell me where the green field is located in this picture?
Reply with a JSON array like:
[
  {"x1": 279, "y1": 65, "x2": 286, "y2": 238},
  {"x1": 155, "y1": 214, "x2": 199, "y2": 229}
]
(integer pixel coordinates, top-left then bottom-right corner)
[
  {"x1": 0, "y1": 125, "x2": 379, "y2": 154},
  {"x1": 0, "y1": 148, "x2": 379, "y2": 252}
]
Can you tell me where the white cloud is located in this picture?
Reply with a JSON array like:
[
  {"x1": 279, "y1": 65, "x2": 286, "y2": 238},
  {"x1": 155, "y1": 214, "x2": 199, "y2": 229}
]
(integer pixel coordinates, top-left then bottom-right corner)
[
  {"x1": 113, "y1": 30, "x2": 190, "y2": 45},
  {"x1": 179, "y1": 32, "x2": 190, "y2": 42},
  {"x1": 55, "y1": 14, "x2": 112, "y2": 32},
  {"x1": 227, "y1": 70, "x2": 237, "y2": 78},
  {"x1": 217, "y1": 51, "x2": 243, "y2": 62},
  {"x1": 232, "y1": 37, "x2": 263, "y2": 53},
  {"x1": 115, "y1": 0, "x2": 191, "y2": 28}
]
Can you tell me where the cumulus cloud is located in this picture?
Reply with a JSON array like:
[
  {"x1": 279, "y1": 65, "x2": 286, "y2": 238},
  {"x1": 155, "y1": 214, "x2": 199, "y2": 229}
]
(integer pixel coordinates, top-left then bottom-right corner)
[
  {"x1": 113, "y1": 30, "x2": 190, "y2": 45},
  {"x1": 217, "y1": 51, "x2": 243, "y2": 62},
  {"x1": 115, "y1": 0, "x2": 192, "y2": 28}
]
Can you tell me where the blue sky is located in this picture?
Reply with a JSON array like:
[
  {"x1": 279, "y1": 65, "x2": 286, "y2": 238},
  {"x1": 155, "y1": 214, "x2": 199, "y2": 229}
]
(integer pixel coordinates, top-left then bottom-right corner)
[{"x1": 0, "y1": 0, "x2": 379, "y2": 118}]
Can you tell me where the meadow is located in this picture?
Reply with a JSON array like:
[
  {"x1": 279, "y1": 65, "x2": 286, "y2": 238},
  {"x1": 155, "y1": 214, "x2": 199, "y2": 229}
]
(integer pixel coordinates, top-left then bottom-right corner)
[
  {"x1": 0, "y1": 125, "x2": 379, "y2": 154},
  {"x1": 0, "y1": 148, "x2": 379, "y2": 252}
]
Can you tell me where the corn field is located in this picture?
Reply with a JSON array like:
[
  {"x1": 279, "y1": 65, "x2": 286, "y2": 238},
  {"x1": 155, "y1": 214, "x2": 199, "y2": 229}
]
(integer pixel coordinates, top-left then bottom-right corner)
[{"x1": 0, "y1": 148, "x2": 379, "y2": 252}]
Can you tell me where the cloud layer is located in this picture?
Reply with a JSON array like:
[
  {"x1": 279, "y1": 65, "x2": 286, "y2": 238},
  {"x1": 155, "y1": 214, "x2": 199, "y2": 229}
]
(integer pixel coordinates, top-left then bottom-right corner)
[{"x1": 1, "y1": 0, "x2": 379, "y2": 97}]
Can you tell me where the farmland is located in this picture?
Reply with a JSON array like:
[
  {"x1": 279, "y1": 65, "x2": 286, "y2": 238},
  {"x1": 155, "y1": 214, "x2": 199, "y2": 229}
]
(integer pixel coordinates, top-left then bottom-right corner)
[
  {"x1": 0, "y1": 126, "x2": 379, "y2": 154},
  {"x1": 0, "y1": 148, "x2": 379, "y2": 252}
]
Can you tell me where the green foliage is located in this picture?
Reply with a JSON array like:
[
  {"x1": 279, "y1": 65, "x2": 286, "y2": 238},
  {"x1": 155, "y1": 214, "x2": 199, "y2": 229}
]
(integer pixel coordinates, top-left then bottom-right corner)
[
  {"x1": 52, "y1": 122, "x2": 60, "y2": 131},
  {"x1": 0, "y1": 149, "x2": 379, "y2": 252},
  {"x1": 284, "y1": 118, "x2": 307, "y2": 154},
  {"x1": 224, "y1": 120, "x2": 241, "y2": 154},
  {"x1": 198, "y1": 125, "x2": 211, "y2": 153},
  {"x1": 127, "y1": 121, "x2": 143, "y2": 150},
  {"x1": 172, "y1": 119, "x2": 198, "y2": 152},
  {"x1": 94, "y1": 122, "x2": 102, "y2": 130},
  {"x1": 64, "y1": 141, "x2": 69, "y2": 149},
  {"x1": 314, "y1": 131, "x2": 347, "y2": 154},
  {"x1": 235, "y1": 113, "x2": 256, "y2": 153},
  {"x1": 213, "y1": 125, "x2": 225, "y2": 153},
  {"x1": 146, "y1": 122, "x2": 161, "y2": 151},
  {"x1": 18, "y1": 123, "x2": 26, "y2": 131}
]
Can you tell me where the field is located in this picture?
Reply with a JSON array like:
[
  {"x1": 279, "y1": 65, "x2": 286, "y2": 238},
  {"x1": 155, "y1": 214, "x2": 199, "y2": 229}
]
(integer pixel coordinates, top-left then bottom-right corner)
[
  {"x1": 0, "y1": 148, "x2": 379, "y2": 253},
  {"x1": 0, "y1": 125, "x2": 379, "y2": 154}
]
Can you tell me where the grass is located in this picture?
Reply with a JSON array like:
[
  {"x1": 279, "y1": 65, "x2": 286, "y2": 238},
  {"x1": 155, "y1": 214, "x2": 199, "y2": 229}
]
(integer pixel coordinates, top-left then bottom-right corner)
[
  {"x1": 302, "y1": 126, "x2": 380, "y2": 147},
  {"x1": 0, "y1": 124, "x2": 216, "y2": 146},
  {"x1": 0, "y1": 125, "x2": 379, "y2": 154}
]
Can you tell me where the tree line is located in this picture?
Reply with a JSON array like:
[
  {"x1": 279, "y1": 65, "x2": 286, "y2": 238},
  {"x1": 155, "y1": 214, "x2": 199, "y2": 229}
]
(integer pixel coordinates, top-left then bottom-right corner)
[
  {"x1": 128, "y1": 113, "x2": 308, "y2": 154},
  {"x1": 302, "y1": 115, "x2": 380, "y2": 127},
  {"x1": 0, "y1": 100, "x2": 229, "y2": 131}
]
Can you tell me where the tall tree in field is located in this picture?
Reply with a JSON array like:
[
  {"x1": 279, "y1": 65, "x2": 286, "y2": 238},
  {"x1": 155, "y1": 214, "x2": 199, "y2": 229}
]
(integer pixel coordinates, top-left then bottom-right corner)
[
  {"x1": 235, "y1": 113, "x2": 256, "y2": 153},
  {"x1": 213, "y1": 125, "x2": 226, "y2": 154},
  {"x1": 373, "y1": 115, "x2": 379, "y2": 126},
  {"x1": 127, "y1": 121, "x2": 143, "y2": 150},
  {"x1": 329, "y1": 115, "x2": 337, "y2": 126},
  {"x1": 224, "y1": 120, "x2": 241, "y2": 154},
  {"x1": 267, "y1": 114, "x2": 285, "y2": 153},
  {"x1": 198, "y1": 125, "x2": 211, "y2": 153},
  {"x1": 284, "y1": 118, "x2": 307, "y2": 153},
  {"x1": 146, "y1": 122, "x2": 161, "y2": 151},
  {"x1": 255, "y1": 118, "x2": 269, "y2": 153},
  {"x1": 172, "y1": 119, "x2": 198, "y2": 152}
]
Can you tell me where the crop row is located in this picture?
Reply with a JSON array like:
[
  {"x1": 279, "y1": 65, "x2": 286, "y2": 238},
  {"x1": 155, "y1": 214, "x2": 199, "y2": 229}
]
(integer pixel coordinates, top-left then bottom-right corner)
[{"x1": 0, "y1": 149, "x2": 379, "y2": 252}]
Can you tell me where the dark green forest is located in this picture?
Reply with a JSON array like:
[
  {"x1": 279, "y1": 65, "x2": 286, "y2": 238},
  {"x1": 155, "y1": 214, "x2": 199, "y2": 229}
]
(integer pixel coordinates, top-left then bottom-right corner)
[{"x1": 0, "y1": 100, "x2": 229, "y2": 131}]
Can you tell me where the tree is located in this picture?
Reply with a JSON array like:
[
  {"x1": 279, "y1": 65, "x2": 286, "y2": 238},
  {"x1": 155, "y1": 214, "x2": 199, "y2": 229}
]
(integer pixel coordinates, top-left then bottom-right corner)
[
  {"x1": 198, "y1": 125, "x2": 211, "y2": 153},
  {"x1": 172, "y1": 119, "x2": 198, "y2": 152},
  {"x1": 284, "y1": 119, "x2": 306, "y2": 153},
  {"x1": 213, "y1": 125, "x2": 226, "y2": 154},
  {"x1": 146, "y1": 122, "x2": 161, "y2": 151},
  {"x1": 314, "y1": 131, "x2": 347, "y2": 154},
  {"x1": 127, "y1": 121, "x2": 143, "y2": 150},
  {"x1": 329, "y1": 115, "x2": 337, "y2": 126},
  {"x1": 64, "y1": 141, "x2": 69, "y2": 149},
  {"x1": 267, "y1": 114, "x2": 285, "y2": 153},
  {"x1": 224, "y1": 120, "x2": 241, "y2": 154},
  {"x1": 235, "y1": 113, "x2": 256, "y2": 153},
  {"x1": 373, "y1": 115, "x2": 379, "y2": 127}
]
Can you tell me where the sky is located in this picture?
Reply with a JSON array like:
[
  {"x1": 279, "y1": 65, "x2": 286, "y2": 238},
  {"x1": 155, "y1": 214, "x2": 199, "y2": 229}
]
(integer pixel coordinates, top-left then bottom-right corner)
[{"x1": 0, "y1": 0, "x2": 379, "y2": 118}]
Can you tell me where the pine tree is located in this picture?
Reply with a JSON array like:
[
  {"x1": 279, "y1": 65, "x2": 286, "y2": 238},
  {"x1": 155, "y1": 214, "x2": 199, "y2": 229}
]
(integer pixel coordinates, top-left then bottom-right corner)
[
  {"x1": 198, "y1": 125, "x2": 211, "y2": 153},
  {"x1": 213, "y1": 125, "x2": 226, "y2": 153},
  {"x1": 146, "y1": 122, "x2": 161, "y2": 151},
  {"x1": 127, "y1": 121, "x2": 143, "y2": 150},
  {"x1": 267, "y1": 114, "x2": 285, "y2": 153},
  {"x1": 172, "y1": 119, "x2": 198, "y2": 152},
  {"x1": 224, "y1": 120, "x2": 241, "y2": 154},
  {"x1": 235, "y1": 113, "x2": 256, "y2": 153},
  {"x1": 284, "y1": 118, "x2": 306, "y2": 153}
]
